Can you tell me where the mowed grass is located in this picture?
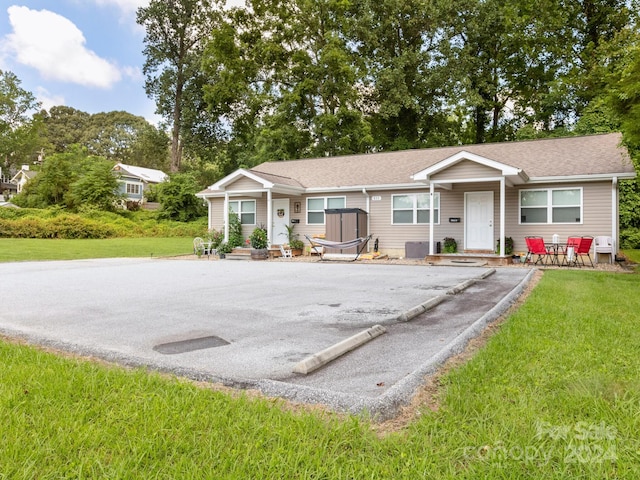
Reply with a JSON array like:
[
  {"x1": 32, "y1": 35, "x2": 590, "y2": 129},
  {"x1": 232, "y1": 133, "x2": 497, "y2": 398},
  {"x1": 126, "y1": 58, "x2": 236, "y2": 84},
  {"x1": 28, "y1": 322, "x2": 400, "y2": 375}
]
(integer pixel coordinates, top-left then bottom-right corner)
[
  {"x1": 0, "y1": 237, "x2": 193, "y2": 262},
  {"x1": 1, "y1": 266, "x2": 639, "y2": 478}
]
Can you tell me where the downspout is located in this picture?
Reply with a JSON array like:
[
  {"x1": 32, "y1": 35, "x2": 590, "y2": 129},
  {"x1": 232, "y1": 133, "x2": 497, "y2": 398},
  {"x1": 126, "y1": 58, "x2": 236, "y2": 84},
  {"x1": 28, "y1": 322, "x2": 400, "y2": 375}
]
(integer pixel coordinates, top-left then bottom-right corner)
[
  {"x1": 429, "y1": 182, "x2": 435, "y2": 255},
  {"x1": 223, "y1": 191, "x2": 229, "y2": 243},
  {"x1": 362, "y1": 188, "x2": 370, "y2": 252},
  {"x1": 499, "y1": 177, "x2": 505, "y2": 256},
  {"x1": 612, "y1": 177, "x2": 618, "y2": 256},
  {"x1": 267, "y1": 189, "x2": 273, "y2": 246}
]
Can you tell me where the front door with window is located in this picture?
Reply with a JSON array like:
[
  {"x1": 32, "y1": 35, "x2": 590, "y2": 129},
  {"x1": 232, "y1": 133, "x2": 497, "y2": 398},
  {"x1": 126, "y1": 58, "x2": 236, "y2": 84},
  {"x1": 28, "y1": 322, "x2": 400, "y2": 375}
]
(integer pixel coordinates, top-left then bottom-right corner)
[
  {"x1": 272, "y1": 199, "x2": 290, "y2": 244},
  {"x1": 465, "y1": 191, "x2": 494, "y2": 251}
]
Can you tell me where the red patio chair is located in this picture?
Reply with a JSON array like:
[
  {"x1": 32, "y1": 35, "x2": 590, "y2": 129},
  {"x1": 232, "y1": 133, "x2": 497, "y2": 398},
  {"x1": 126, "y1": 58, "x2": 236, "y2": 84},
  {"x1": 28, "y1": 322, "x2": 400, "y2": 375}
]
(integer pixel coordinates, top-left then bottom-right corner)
[
  {"x1": 562, "y1": 236, "x2": 581, "y2": 266},
  {"x1": 524, "y1": 236, "x2": 551, "y2": 265},
  {"x1": 574, "y1": 236, "x2": 594, "y2": 267}
]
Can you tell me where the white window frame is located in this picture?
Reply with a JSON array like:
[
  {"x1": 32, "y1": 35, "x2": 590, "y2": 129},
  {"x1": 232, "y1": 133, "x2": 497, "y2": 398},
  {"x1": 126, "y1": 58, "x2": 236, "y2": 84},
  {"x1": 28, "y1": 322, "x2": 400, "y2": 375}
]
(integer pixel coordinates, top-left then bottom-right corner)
[
  {"x1": 229, "y1": 200, "x2": 256, "y2": 225},
  {"x1": 391, "y1": 193, "x2": 440, "y2": 225},
  {"x1": 126, "y1": 183, "x2": 141, "y2": 195},
  {"x1": 306, "y1": 196, "x2": 346, "y2": 225},
  {"x1": 519, "y1": 187, "x2": 583, "y2": 224}
]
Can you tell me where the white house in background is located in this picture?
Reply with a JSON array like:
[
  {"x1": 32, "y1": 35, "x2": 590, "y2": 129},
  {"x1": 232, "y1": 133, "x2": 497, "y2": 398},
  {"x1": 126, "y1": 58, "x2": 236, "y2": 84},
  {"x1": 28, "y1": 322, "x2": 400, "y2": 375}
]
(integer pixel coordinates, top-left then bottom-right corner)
[
  {"x1": 10, "y1": 165, "x2": 37, "y2": 194},
  {"x1": 113, "y1": 163, "x2": 169, "y2": 205}
]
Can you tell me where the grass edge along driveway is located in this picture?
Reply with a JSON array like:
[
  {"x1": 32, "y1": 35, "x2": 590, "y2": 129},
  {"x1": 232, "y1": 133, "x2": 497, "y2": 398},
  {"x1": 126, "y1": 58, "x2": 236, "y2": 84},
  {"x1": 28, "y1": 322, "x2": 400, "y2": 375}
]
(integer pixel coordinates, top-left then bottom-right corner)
[
  {"x1": 0, "y1": 237, "x2": 193, "y2": 262},
  {"x1": 1, "y1": 268, "x2": 639, "y2": 478}
]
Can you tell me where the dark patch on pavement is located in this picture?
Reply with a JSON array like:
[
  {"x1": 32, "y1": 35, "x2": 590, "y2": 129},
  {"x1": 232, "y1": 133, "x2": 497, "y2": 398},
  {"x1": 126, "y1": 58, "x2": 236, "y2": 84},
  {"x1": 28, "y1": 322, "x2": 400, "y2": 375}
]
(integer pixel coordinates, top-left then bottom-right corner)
[{"x1": 153, "y1": 335, "x2": 230, "y2": 354}]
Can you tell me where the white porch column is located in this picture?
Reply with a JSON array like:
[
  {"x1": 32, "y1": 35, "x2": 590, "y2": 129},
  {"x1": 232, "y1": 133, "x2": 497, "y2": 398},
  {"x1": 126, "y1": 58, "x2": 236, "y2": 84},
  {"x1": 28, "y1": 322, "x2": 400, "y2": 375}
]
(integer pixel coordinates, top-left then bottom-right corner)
[
  {"x1": 612, "y1": 177, "x2": 618, "y2": 255},
  {"x1": 499, "y1": 177, "x2": 505, "y2": 256},
  {"x1": 429, "y1": 182, "x2": 435, "y2": 255},
  {"x1": 223, "y1": 192, "x2": 229, "y2": 243},
  {"x1": 266, "y1": 189, "x2": 273, "y2": 246}
]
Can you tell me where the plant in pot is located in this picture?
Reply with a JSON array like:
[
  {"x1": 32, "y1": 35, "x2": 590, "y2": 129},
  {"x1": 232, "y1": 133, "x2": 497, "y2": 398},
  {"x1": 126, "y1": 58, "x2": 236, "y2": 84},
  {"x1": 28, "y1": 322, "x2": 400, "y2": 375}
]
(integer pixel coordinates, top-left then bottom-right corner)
[
  {"x1": 284, "y1": 224, "x2": 304, "y2": 256},
  {"x1": 249, "y1": 226, "x2": 269, "y2": 260},
  {"x1": 443, "y1": 237, "x2": 457, "y2": 253},
  {"x1": 496, "y1": 237, "x2": 514, "y2": 255},
  {"x1": 216, "y1": 242, "x2": 232, "y2": 259}
]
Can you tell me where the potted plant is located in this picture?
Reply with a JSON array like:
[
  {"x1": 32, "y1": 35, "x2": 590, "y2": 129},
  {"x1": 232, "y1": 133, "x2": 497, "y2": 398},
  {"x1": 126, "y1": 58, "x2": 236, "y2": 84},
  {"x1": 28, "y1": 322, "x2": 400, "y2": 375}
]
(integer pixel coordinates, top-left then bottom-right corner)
[
  {"x1": 284, "y1": 224, "x2": 304, "y2": 256},
  {"x1": 216, "y1": 242, "x2": 232, "y2": 259},
  {"x1": 443, "y1": 237, "x2": 457, "y2": 253},
  {"x1": 249, "y1": 226, "x2": 269, "y2": 260},
  {"x1": 496, "y1": 237, "x2": 514, "y2": 255}
]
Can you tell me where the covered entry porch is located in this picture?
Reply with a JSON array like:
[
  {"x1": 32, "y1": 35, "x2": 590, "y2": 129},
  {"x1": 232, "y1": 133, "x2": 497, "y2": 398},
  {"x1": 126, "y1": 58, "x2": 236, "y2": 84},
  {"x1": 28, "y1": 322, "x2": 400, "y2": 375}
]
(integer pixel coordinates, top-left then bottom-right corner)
[{"x1": 411, "y1": 150, "x2": 528, "y2": 260}]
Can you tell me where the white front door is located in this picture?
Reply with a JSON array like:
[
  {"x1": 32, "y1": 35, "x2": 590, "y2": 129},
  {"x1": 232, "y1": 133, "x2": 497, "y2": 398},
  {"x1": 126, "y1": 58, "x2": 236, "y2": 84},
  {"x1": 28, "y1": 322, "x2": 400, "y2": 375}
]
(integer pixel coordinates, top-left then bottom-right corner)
[
  {"x1": 272, "y1": 199, "x2": 290, "y2": 245},
  {"x1": 465, "y1": 192, "x2": 494, "y2": 250}
]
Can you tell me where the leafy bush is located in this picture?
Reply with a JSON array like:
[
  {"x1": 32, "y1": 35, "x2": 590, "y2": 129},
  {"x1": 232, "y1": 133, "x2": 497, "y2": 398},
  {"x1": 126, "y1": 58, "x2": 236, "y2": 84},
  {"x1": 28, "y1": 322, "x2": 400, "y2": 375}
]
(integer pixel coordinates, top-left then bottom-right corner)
[
  {"x1": 207, "y1": 228, "x2": 224, "y2": 249},
  {"x1": 443, "y1": 237, "x2": 457, "y2": 253},
  {"x1": 496, "y1": 236, "x2": 514, "y2": 255},
  {"x1": 217, "y1": 242, "x2": 233, "y2": 254},
  {"x1": 249, "y1": 226, "x2": 268, "y2": 249},
  {"x1": 0, "y1": 207, "x2": 206, "y2": 239},
  {"x1": 620, "y1": 228, "x2": 640, "y2": 249},
  {"x1": 156, "y1": 173, "x2": 206, "y2": 222},
  {"x1": 227, "y1": 213, "x2": 243, "y2": 248}
]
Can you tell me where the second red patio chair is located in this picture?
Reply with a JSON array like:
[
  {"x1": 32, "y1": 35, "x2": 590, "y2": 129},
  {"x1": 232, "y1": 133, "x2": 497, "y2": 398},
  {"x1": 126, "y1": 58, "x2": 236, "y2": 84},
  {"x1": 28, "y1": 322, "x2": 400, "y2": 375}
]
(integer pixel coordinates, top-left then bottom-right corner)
[{"x1": 574, "y1": 236, "x2": 594, "y2": 267}]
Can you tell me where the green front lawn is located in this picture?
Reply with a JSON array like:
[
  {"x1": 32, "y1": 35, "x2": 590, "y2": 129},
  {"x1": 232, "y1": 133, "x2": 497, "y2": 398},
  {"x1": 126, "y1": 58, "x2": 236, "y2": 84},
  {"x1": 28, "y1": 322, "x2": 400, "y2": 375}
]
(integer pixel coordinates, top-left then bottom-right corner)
[
  {"x1": 2, "y1": 268, "x2": 639, "y2": 478},
  {"x1": 0, "y1": 237, "x2": 193, "y2": 262}
]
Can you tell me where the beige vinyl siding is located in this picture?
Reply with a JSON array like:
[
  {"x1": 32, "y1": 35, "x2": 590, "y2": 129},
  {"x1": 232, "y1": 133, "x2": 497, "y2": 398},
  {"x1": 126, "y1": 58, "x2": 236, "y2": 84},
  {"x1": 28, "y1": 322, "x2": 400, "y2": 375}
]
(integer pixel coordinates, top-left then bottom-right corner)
[
  {"x1": 507, "y1": 181, "x2": 613, "y2": 254},
  {"x1": 207, "y1": 180, "x2": 615, "y2": 256},
  {"x1": 430, "y1": 160, "x2": 500, "y2": 181},
  {"x1": 294, "y1": 192, "x2": 367, "y2": 241},
  {"x1": 226, "y1": 177, "x2": 265, "y2": 191}
]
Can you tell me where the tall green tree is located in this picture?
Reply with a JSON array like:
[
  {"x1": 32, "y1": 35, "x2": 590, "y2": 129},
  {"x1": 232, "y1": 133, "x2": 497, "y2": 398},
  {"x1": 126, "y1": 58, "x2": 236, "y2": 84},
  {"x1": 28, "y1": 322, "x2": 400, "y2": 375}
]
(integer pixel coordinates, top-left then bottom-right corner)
[
  {"x1": 0, "y1": 70, "x2": 42, "y2": 171},
  {"x1": 40, "y1": 106, "x2": 90, "y2": 154},
  {"x1": 203, "y1": 0, "x2": 372, "y2": 166},
  {"x1": 349, "y1": 0, "x2": 452, "y2": 150},
  {"x1": 67, "y1": 159, "x2": 122, "y2": 211},
  {"x1": 137, "y1": 0, "x2": 221, "y2": 172},
  {"x1": 41, "y1": 108, "x2": 170, "y2": 169}
]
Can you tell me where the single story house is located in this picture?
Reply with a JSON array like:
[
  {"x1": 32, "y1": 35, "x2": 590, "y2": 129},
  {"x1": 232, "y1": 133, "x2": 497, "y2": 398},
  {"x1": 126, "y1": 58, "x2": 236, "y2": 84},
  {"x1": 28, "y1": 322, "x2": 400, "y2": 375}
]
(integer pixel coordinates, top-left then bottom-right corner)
[
  {"x1": 196, "y1": 133, "x2": 636, "y2": 259},
  {"x1": 113, "y1": 163, "x2": 168, "y2": 205}
]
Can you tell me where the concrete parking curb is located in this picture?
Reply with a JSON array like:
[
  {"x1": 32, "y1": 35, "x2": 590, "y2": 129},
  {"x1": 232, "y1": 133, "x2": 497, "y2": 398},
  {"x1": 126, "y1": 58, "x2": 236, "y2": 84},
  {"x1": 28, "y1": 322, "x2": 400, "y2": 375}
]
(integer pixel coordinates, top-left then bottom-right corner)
[
  {"x1": 293, "y1": 325, "x2": 387, "y2": 375},
  {"x1": 398, "y1": 268, "x2": 497, "y2": 322}
]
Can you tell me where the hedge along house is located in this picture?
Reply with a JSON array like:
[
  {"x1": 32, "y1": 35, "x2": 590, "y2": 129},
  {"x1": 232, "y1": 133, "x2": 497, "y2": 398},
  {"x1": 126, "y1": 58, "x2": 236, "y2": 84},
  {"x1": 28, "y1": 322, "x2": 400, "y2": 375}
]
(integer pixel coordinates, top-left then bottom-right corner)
[{"x1": 197, "y1": 133, "x2": 636, "y2": 260}]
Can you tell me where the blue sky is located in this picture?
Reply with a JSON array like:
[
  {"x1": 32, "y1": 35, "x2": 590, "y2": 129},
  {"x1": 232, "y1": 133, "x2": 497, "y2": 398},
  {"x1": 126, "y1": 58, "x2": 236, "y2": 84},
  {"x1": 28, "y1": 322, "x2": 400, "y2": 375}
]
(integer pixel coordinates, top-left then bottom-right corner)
[{"x1": 0, "y1": 1, "x2": 242, "y2": 125}]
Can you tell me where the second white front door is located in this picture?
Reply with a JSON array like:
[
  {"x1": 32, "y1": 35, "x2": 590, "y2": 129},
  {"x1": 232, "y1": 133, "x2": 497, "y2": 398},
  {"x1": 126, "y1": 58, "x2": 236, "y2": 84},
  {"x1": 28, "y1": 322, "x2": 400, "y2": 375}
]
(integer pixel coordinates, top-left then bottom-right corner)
[
  {"x1": 465, "y1": 191, "x2": 494, "y2": 251},
  {"x1": 272, "y1": 199, "x2": 290, "y2": 244}
]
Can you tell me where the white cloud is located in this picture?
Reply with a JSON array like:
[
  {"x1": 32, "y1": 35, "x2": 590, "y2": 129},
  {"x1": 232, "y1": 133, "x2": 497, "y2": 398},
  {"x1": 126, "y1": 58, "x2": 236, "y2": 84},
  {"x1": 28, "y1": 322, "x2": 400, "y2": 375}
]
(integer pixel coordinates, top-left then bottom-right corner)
[
  {"x1": 35, "y1": 87, "x2": 65, "y2": 112},
  {"x1": 94, "y1": 0, "x2": 150, "y2": 15},
  {"x1": 4, "y1": 6, "x2": 121, "y2": 89}
]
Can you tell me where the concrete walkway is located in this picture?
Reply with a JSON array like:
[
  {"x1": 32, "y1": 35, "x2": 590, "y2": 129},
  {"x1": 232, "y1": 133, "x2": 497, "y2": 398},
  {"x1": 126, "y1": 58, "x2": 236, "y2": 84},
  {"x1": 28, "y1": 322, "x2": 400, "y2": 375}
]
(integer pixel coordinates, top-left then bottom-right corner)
[{"x1": 0, "y1": 258, "x2": 534, "y2": 419}]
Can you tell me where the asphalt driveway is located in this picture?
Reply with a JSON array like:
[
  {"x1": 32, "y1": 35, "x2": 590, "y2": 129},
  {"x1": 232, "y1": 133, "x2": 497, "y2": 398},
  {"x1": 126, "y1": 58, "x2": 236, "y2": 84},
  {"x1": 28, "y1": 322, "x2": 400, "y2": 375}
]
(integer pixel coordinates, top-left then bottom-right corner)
[{"x1": 0, "y1": 258, "x2": 534, "y2": 418}]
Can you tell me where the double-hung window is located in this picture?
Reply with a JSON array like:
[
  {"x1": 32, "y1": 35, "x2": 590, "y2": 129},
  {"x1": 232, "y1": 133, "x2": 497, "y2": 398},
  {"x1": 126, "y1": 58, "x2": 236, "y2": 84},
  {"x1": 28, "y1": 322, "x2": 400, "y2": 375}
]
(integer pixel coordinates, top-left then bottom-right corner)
[
  {"x1": 126, "y1": 183, "x2": 141, "y2": 195},
  {"x1": 520, "y1": 188, "x2": 582, "y2": 224},
  {"x1": 392, "y1": 193, "x2": 439, "y2": 224},
  {"x1": 229, "y1": 200, "x2": 256, "y2": 225},
  {"x1": 307, "y1": 196, "x2": 345, "y2": 224}
]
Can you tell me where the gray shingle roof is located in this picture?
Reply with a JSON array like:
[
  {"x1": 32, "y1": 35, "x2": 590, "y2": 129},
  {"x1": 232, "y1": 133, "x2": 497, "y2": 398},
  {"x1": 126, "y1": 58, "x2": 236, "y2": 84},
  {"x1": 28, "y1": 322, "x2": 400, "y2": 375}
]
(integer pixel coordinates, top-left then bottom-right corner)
[{"x1": 249, "y1": 133, "x2": 633, "y2": 189}]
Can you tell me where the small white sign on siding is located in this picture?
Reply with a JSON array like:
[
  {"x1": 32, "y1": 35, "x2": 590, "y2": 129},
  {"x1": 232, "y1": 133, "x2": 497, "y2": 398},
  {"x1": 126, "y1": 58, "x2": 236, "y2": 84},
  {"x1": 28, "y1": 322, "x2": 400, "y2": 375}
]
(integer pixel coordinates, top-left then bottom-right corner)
[{"x1": 372, "y1": 195, "x2": 382, "y2": 201}]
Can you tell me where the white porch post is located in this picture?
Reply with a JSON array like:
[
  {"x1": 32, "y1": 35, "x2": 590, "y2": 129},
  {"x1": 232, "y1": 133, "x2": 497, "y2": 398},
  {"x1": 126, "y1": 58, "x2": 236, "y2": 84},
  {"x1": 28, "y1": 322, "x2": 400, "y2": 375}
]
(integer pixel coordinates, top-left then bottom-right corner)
[
  {"x1": 499, "y1": 177, "x2": 505, "y2": 256},
  {"x1": 223, "y1": 192, "x2": 229, "y2": 243},
  {"x1": 429, "y1": 182, "x2": 435, "y2": 255},
  {"x1": 266, "y1": 189, "x2": 273, "y2": 246},
  {"x1": 612, "y1": 177, "x2": 618, "y2": 255}
]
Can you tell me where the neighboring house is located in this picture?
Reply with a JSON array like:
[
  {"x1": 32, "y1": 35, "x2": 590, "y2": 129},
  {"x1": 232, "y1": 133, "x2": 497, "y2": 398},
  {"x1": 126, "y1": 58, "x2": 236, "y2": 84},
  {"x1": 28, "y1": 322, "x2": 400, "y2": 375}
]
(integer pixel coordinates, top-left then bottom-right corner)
[
  {"x1": 10, "y1": 165, "x2": 37, "y2": 194},
  {"x1": 196, "y1": 133, "x2": 636, "y2": 259},
  {"x1": 113, "y1": 163, "x2": 168, "y2": 205}
]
